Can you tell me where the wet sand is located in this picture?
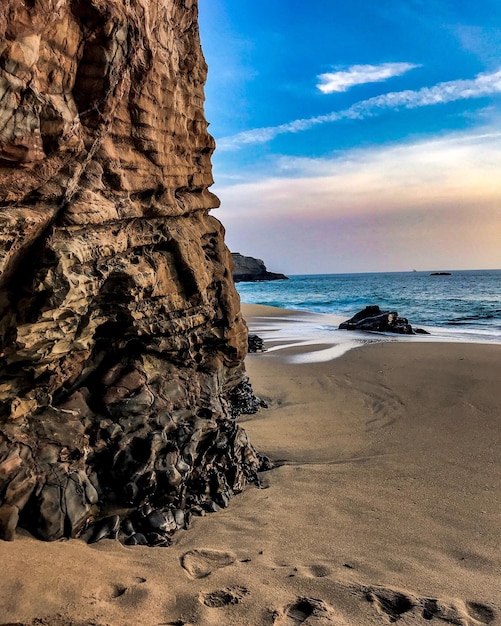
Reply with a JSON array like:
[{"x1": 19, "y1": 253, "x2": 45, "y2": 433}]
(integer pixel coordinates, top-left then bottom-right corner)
[{"x1": 1, "y1": 303, "x2": 499, "y2": 625}]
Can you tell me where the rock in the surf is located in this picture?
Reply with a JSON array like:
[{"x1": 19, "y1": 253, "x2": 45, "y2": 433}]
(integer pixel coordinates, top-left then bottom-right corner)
[
  {"x1": 339, "y1": 305, "x2": 429, "y2": 335},
  {"x1": 248, "y1": 334, "x2": 265, "y2": 353}
]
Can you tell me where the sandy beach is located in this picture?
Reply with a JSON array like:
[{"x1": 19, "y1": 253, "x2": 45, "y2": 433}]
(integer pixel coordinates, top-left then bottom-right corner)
[{"x1": 1, "y1": 303, "x2": 499, "y2": 626}]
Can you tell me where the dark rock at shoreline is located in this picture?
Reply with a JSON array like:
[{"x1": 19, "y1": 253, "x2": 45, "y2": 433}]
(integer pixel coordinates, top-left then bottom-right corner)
[
  {"x1": 248, "y1": 334, "x2": 265, "y2": 353},
  {"x1": 229, "y1": 376, "x2": 268, "y2": 417},
  {"x1": 339, "y1": 306, "x2": 430, "y2": 335},
  {"x1": 232, "y1": 253, "x2": 288, "y2": 282}
]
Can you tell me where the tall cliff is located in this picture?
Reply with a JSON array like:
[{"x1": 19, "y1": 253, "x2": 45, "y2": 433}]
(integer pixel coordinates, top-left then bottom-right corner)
[{"x1": 0, "y1": 0, "x2": 265, "y2": 544}]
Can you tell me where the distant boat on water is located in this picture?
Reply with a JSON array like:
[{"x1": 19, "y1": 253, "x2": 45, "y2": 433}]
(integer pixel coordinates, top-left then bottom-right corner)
[{"x1": 430, "y1": 272, "x2": 452, "y2": 276}]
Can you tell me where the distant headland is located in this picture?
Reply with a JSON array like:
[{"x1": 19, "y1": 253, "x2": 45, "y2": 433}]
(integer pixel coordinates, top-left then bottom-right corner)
[{"x1": 232, "y1": 253, "x2": 288, "y2": 282}]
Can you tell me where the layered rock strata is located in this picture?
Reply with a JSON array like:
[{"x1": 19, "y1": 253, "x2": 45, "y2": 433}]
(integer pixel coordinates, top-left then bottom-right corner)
[{"x1": 0, "y1": 0, "x2": 266, "y2": 543}]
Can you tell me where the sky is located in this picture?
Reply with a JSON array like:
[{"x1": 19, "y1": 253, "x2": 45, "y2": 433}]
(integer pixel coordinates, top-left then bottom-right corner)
[{"x1": 198, "y1": 0, "x2": 501, "y2": 274}]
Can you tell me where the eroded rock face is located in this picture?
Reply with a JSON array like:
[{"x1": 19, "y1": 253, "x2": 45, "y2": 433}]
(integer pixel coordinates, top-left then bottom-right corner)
[{"x1": 0, "y1": 0, "x2": 265, "y2": 543}]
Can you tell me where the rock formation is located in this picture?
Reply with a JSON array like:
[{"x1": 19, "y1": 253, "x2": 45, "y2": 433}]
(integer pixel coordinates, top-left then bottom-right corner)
[
  {"x1": 247, "y1": 334, "x2": 265, "y2": 353},
  {"x1": 232, "y1": 252, "x2": 288, "y2": 282},
  {"x1": 339, "y1": 306, "x2": 429, "y2": 335},
  {"x1": 0, "y1": 0, "x2": 267, "y2": 544}
]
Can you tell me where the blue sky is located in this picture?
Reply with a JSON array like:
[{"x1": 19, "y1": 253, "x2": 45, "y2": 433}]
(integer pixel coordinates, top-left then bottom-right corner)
[{"x1": 198, "y1": 1, "x2": 501, "y2": 274}]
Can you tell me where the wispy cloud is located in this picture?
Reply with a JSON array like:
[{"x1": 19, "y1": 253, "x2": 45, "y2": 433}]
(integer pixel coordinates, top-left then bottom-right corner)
[
  {"x1": 217, "y1": 68, "x2": 501, "y2": 151},
  {"x1": 317, "y1": 62, "x2": 419, "y2": 94},
  {"x1": 217, "y1": 129, "x2": 501, "y2": 212},
  {"x1": 273, "y1": 130, "x2": 501, "y2": 180},
  {"x1": 216, "y1": 128, "x2": 501, "y2": 273}
]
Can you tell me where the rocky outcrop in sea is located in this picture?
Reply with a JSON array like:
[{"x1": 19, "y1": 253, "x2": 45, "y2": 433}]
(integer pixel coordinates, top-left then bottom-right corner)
[
  {"x1": 232, "y1": 253, "x2": 288, "y2": 282},
  {"x1": 0, "y1": 0, "x2": 266, "y2": 544}
]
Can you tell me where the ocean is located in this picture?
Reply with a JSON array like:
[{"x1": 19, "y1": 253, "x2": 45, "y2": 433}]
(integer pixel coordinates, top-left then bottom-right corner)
[{"x1": 236, "y1": 269, "x2": 501, "y2": 350}]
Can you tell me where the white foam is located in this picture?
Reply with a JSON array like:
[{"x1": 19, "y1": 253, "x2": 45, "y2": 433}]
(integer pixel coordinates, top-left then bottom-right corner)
[
  {"x1": 246, "y1": 311, "x2": 501, "y2": 363},
  {"x1": 288, "y1": 340, "x2": 366, "y2": 363}
]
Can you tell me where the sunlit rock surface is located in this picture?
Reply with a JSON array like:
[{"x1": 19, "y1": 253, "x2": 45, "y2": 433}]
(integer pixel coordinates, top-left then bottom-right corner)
[{"x1": 0, "y1": 0, "x2": 265, "y2": 544}]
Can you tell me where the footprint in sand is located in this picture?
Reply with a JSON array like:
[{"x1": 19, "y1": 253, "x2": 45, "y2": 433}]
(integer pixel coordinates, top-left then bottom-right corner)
[
  {"x1": 466, "y1": 601, "x2": 496, "y2": 624},
  {"x1": 421, "y1": 598, "x2": 496, "y2": 625},
  {"x1": 364, "y1": 587, "x2": 414, "y2": 622},
  {"x1": 180, "y1": 548, "x2": 236, "y2": 579},
  {"x1": 362, "y1": 585, "x2": 496, "y2": 625},
  {"x1": 111, "y1": 584, "x2": 128, "y2": 599},
  {"x1": 274, "y1": 597, "x2": 345, "y2": 625},
  {"x1": 306, "y1": 564, "x2": 331, "y2": 578},
  {"x1": 108, "y1": 577, "x2": 148, "y2": 607},
  {"x1": 201, "y1": 586, "x2": 249, "y2": 608}
]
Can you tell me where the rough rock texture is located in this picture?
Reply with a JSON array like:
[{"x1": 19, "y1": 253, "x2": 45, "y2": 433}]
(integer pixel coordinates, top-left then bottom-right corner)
[
  {"x1": 231, "y1": 252, "x2": 288, "y2": 282},
  {"x1": 248, "y1": 334, "x2": 265, "y2": 353},
  {"x1": 0, "y1": 0, "x2": 266, "y2": 544},
  {"x1": 339, "y1": 306, "x2": 429, "y2": 335}
]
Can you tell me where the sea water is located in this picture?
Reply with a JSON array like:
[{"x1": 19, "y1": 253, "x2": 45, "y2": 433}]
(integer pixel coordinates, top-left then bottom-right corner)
[{"x1": 236, "y1": 269, "x2": 501, "y2": 352}]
